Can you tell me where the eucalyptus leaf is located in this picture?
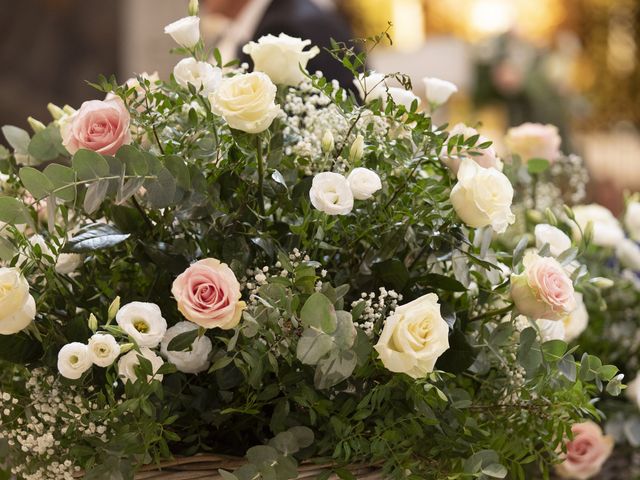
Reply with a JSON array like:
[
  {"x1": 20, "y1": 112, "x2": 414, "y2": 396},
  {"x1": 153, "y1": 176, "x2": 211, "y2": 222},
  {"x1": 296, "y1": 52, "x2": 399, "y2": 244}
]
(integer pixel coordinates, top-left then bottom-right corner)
[{"x1": 63, "y1": 223, "x2": 130, "y2": 253}]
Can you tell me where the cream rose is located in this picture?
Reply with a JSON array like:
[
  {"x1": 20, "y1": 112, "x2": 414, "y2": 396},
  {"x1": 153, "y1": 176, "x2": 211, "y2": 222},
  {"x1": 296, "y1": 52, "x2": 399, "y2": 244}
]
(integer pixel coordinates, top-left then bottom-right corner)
[
  {"x1": 572, "y1": 204, "x2": 624, "y2": 248},
  {"x1": 0, "y1": 267, "x2": 36, "y2": 335},
  {"x1": 423, "y1": 77, "x2": 458, "y2": 106},
  {"x1": 309, "y1": 172, "x2": 354, "y2": 215},
  {"x1": 625, "y1": 201, "x2": 640, "y2": 241},
  {"x1": 172, "y1": 258, "x2": 245, "y2": 329},
  {"x1": 505, "y1": 122, "x2": 561, "y2": 162},
  {"x1": 209, "y1": 72, "x2": 281, "y2": 134},
  {"x1": 87, "y1": 333, "x2": 121, "y2": 367},
  {"x1": 535, "y1": 223, "x2": 572, "y2": 257},
  {"x1": 57, "y1": 342, "x2": 92, "y2": 380},
  {"x1": 510, "y1": 252, "x2": 576, "y2": 320},
  {"x1": 164, "y1": 16, "x2": 201, "y2": 48},
  {"x1": 160, "y1": 321, "x2": 213, "y2": 374},
  {"x1": 116, "y1": 302, "x2": 167, "y2": 348},
  {"x1": 374, "y1": 293, "x2": 450, "y2": 379},
  {"x1": 242, "y1": 33, "x2": 320, "y2": 86},
  {"x1": 556, "y1": 421, "x2": 613, "y2": 480},
  {"x1": 562, "y1": 292, "x2": 588, "y2": 342},
  {"x1": 61, "y1": 97, "x2": 131, "y2": 156},
  {"x1": 450, "y1": 158, "x2": 515, "y2": 234},
  {"x1": 347, "y1": 168, "x2": 382, "y2": 201},
  {"x1": 616, "y1": 238, "x2": 640, "y2": 271},
  {"x1": 173, "y1": 58, "x2": 222, "y2": 96},
  {"x1": 442, "y1": 123, "x2": 501, "y2": 174},
  {"x1": 117, "y1": 347, "x2": 164, "y2": 384}
]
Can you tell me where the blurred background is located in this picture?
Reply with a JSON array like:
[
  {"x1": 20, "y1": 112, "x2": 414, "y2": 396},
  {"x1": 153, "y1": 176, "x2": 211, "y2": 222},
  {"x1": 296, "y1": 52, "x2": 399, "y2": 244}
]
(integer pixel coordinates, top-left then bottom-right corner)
[{"x1": 0, "y1": 0, "x2": 638, "y2": 211}]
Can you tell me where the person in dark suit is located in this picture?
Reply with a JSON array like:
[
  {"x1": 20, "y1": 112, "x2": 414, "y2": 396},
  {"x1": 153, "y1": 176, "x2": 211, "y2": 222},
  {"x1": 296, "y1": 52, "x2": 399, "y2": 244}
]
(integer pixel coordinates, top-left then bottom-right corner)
[{"x1": 203, "y1": 0, "x2": 356, "y2": 88}]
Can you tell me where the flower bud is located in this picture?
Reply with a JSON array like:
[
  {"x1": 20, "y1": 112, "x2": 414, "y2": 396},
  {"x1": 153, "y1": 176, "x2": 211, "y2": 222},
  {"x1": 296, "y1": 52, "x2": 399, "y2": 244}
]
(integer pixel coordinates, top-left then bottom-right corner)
[
  {"x1": 590, "y1": 277, "x2": 614, "y2": 289},
  {"x1": 349, "y1": 135, "x2": 365, "y2": 163},
  {"x1": 27, "y1": 117, "x2": 46, "y2": 133},
  {"x1": 545, "y1": 208, "x2": 558, "y2": 226},
  {"x1": 525, "y1": 209, "x2": 544, "y2": 224},
  {"x1": 47, "y1": 103, "x2": 65, "y2": 121},
  {"x1": 321, "y1": 130, "x2": 334, "y2": 154},
  {"x1": 563, "y1": 204, "x2": 575, "y2": 221},
  {"x1": 120, "y1": 343, "x2": 135, "y2": 354},
  {"x1": 88, "y1": 313, "x2": 98, "y2": 332},
  {"x1": 63, "y1": 105, "x2": 76, "y2": 116},
  {"x1": 108, "y1": 296, "x2": 121, "y2": 322},
  {"x1": 188, "y1": 0, "x2": 199, "y2": 16}
]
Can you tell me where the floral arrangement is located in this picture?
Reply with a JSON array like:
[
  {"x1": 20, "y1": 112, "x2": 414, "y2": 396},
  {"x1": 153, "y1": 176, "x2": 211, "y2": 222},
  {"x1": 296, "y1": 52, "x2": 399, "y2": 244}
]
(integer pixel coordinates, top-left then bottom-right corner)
[{"x1": 0, "y1": 3, "x2": 622, "y2": 480}]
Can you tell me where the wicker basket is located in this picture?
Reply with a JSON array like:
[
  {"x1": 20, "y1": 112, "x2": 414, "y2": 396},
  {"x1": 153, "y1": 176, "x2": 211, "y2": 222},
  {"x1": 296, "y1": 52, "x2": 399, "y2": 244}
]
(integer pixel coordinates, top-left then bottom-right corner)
[{"x1": 127, "y1": 455, "x2": 384, "y2": 480}]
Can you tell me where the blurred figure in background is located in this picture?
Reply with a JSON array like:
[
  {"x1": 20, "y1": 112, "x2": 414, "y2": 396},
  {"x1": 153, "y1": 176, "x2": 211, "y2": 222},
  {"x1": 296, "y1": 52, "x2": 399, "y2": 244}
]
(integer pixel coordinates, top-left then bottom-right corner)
[{"x1": 202, "y1": 0, "x2": 356, "y2": 88}]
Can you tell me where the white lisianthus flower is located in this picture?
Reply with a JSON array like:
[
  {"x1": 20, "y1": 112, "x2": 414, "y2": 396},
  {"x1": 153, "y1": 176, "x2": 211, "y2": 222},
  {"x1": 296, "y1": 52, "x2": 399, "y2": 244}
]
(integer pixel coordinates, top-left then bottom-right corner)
[
  {"x1": 309, "y1": 172, "x2": 354, "y2": 215},
  {"x1": 117, "y1": 347, "x2": 164, "y2": 384},
  {"x1": 347, "y1": 167, "x2": 382, "y2": 200},
  {"x1": 173, "y1": 58, "x2": 222, "y2": 96},
  {"x1": 55, "y1": 253, "x2": 83, "y2": 275},
  {"x1": 353, "y1": 71, "x2": 387, "y2": 102},
  {"x1": 387, "y1": 87, "x2": 420, "y2": 110},
  {"x1": 160, "y1": 321, "x2": 212, "y2": 374},
  {"x1": 625, "y1": 201, "x2": 640, "y2": 241},
  {"x1": 209, "y1": 72, "x2": 281, "y2": 133},
  {"x1": 536, "y1": 318, "x2": 566, "y2": 342},
  {"x1": 87, "y1": 333, "x2": 121, "y2": 367},
  {"x1": 116, "y1": 301, "x2": 167, "y2": 348},
  {"x1": 57, "y1": 342, "x2": 92, "y2": 380},
  {"x1": 374, "y1": 293, "x2": 449, "y2": 379},
  {"x1": 423, "y1": 77, "x2": 458, "y2": 106},
  {"x1": 616, "y1": 238, "x2": 640, "y2": 271},
  {"x1": 450, "y1": 158, "x2": 515, "y2": 233},
  {"x1": 572, "y1": 204, "x2": 625, "y2": 248},
  {"x1": 242, "y1": 33, "x2": 320, "y2": 86},
  {"x1": 562, "y1": 292, "x2": 588, "y2": 342},
  {"x1": 0, "y1": 267, "x2": 36, "y2": 335},
  {"x1": 441, "y1": 123, "x2": 501, "y2": 174},
  {"x1": 535, "y1": 224, "x2": 572, "y2": 257},
  {"x1": 164, "y1": 16, "x2": 201, "y2": 48}
]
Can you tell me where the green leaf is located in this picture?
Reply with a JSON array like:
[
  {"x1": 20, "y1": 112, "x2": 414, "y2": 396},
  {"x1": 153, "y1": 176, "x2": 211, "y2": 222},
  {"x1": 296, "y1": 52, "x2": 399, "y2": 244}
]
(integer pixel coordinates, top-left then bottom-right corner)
[
  {"x1": 165, "y1": 155, "x2": 191, "y2": 190},
  {"x1": 63, "y1": 223, "x2": 130, "y2": 253},
  {"x1": 167, "y1": 328, "x2": 199, "y2": 352},
  {"x1": 0, "y1": 197, "x2": 33, "y2": 226},
  {"x1": 300, "y1": 292, "x2": 337, "y2": 334},
  {"x1": 527, "y1": 158, "x2": 550, "y2": 174},
  {"x1": 209, "y1": 355, "x2": 234, "y2": 373},
  {"x1": 28, "y1": 125, "x2": 66, "y2": 161},
  {"x1": 19, "y1": 167, "x2": 53, "y2": 200},
  {"x1": 0, "y1": 236, "x2": 16, "y2": 262},
  {"x1": 43, "y1": 163, "x2": 76, "y2": 202},
  {"x1": 0, "y1": 332, "x2": 43, "y2": 364},
  {"x1": 83, "y1": 178, "x2": 110, "y2": 214},
  {"x1": 2, "y1": 125, "x2": 30, "y2": 154},
  {"x1": 419, "y1": 273, "x2": 466, "y2": 292},
  {"x1": 72, "y1": 149, "x2": 110, "y2": 180},
  {"x1": 482, "y1": 463, "x2": 508, "y2": 478},
  {"x1": 556, "y1": 247, "x2": 578, "y2": 266},
  {"x1": 288, "y1": 426, "x2": 314, "y2": 449},
  {"x1": 296, "y1": 328, "x2": 333, "y2": 365},
  {"x1": 218, "y1": 470, "x2": 239, "y2": 480},
  {"x1": 116, "y1": 145, "x2": 148, "y2": 175},
  {"x1": 541, "y1": 339, "x2": 567, "y2": 361},
  {"x1": 246, "y1": 445, "x2": 279, "y2": 465},
  {"x1": 331, "y1": 311, "x2": 357, "y2": 350},
  {"x1": 598, "y1": 364, "x2": 619, "y2": 382},
  {"x1": 512, "y1": 236, "x2": 529, "y2": 268},
  {"x1": 144, "y1": 156, "x2": 176, "y2": 208},
  {"x1": 314, "y1": 349, "x2": 357, "y2": 389},
  {"x1": 371, "y1": 258, "x2": 409, "y2": 291}
]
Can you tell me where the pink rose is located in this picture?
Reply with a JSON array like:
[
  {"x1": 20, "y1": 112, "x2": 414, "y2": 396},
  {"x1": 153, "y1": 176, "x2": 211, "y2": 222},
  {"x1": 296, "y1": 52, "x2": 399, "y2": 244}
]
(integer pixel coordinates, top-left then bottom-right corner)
[
  {"x1": 505, "y1": 122, "x2": 561, "y2": 162},
  {"x1": 171, "y1": 258, "x2": 245, "y2": 330},
  {"x1": 442, "y1": 123, "x2": 501, "y2": 174},
  {"x1": 61, "y1": 97, "x2": 131, "y2": 156},
  {"x1": 510, "y1": 252, "x2": 576, "y2": 320},
  {"x1": 556, "y1": 421, "x2": 613, "y2": 479}
]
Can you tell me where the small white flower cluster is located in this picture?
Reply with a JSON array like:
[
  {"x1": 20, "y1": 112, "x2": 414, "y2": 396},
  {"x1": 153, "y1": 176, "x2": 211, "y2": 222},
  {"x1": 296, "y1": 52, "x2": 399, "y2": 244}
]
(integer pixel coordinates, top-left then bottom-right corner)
[
  {"x1": 1, "y1": 369, "x2": 108, "y2": 480},
  {"x1": 241, "y1": 249, "x2": 313, "y2": 300},
  {"x1": 534, "y1": 154, "x2": 589, "y2": 212},
  {"x1": 351, "y1": 287, "x2": 403, "y2": 337}
]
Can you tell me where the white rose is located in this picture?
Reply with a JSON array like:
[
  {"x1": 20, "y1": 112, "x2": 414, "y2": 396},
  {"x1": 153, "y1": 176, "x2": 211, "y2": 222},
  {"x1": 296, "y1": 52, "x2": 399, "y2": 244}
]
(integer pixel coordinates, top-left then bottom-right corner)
[
  {"x1": 450, "y1": 158, "x2": 515, "y2": 234},
  {"x1": 55, "y1": 253, "x2": 83, "y2": 275},
  {"x1": 626, "y1": 375, "x2": 640, "y2": 409},
  {"x1": 616, "y1": 238, "x2": 640, "y2": 271},
  {"x1": 309, "y1": 172, "x2": 353, "y2": 215},
  {"x1": 0, "y1": 267, "x2": 36, "y2": 335},
  {"x1": 164, "y1": 16, "x2": 201, "y2": 48},
  {"x1": 57, "y1": 342, "x2": 92, "y2": 380},
  {"x1": 387, "y1": 87, "x2": 421, "y2": 110},
  {"x1": 209, "y1": 72, "x2": 281, "y2": 134},
  {"x1": 505, "y1": 122, "x2": 561, "y2": 162},
  {"x1": 242, "y1": 33, "x2": 320, "y2": 86},
  {"x1": 441, "y1": 123, "x2": 501, "y2": 174},
  {"x1": 572, "y1": 204, "x2": 625, "y2": 248},
  {"x1": 562, "y1": 292, "x2": 588, "y2": 342},
  {"x1": 160, "y1": 321, "x2": 212, "y2": 374},
  {"x1": 353, "y1": 71, "x2": 387, "y2": 102},
  {"x1": 374, "y1": 293, "x2": 450, "y2": 378},
  {"x1": 625, "y1": 202, "x2": 640, "y2": 241},
  {"x1": 423, "y1": 77, "x2": 458, "y2": 106},
  {"x1": 117, "y1": 347, "x2": 164, "y2": 384},
  {"x1": 173, "y1": 58, "x2": 222, "y2": 96},
  {"x1": 535, "y1": 223, "x2": 572, "y2": 257},
  {"x1": 116, "y1": 301, "x2": 167, "y2": 348},
  {"x1": 536, "y1": 318, "x2": 566, "y2": 342},
  {"x1": 346, "y1": 167, "x2": 382, "y2": 200},
  {"x1": 87, "y1": 333, "x2": 121, "y2": 367}
]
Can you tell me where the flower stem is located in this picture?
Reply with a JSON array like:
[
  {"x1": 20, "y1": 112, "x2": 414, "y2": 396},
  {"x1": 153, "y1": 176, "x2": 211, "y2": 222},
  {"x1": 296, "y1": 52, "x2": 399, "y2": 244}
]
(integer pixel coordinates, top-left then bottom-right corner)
[{"x1": 256, "y1": 136, "x2": 266, "y2": 218}]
